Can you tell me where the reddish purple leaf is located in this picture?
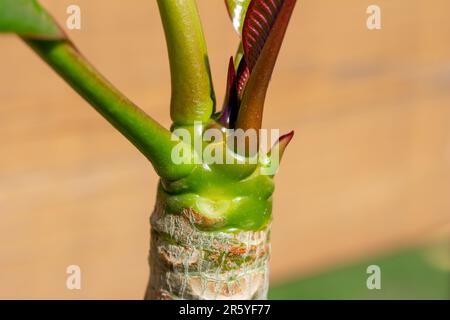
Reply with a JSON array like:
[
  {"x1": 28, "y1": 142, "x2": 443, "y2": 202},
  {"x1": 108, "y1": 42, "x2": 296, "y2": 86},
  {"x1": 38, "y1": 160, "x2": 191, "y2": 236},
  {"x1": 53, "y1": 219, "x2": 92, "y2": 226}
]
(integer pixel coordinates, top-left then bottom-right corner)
[
  {"x1": 276, "y1": 130, "x2": 294, "y2": 159},
  {"x1": 265, "y1": 130, "x2": 294, "y2": 173},
  {"x1": 242, "y1": 0, "x2": 284, "y2": 71},
  {"x1": 236, "y1": 58, "x2": 250, "y2": 99},
  {"x1": 218, "y1": 57, "x2": 239, "y2": 127},
  {"x1": 236, "y1": 0, "x2": 297, "y2": 132}
]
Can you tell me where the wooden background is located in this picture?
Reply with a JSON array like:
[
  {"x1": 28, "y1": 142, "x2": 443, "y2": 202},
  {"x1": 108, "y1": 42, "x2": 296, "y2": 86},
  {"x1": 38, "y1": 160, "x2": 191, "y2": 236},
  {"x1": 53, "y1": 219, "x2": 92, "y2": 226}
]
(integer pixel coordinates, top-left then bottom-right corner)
[{"x1": 0, "y1": 0, "x2": 449, "y2": 299}]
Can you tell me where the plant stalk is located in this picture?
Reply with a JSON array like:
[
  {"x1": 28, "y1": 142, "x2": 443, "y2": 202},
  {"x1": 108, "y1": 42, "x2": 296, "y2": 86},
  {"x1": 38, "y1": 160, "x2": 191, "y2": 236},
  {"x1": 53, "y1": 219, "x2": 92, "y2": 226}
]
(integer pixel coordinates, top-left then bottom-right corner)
[
  {"x1": 25, "y1": 39, "x2": 195, "y2": 180},
  {"x1": 157, "y1": 0, "x2": 215, "y2": 125},
  {"x1": 145, "y1": 187, "x2": 271, "y2": 300}
]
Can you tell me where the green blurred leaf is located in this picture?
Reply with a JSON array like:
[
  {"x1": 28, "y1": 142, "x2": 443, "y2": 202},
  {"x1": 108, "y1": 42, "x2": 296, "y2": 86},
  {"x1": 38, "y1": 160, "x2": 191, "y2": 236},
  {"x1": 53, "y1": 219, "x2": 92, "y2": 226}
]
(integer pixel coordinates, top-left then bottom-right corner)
[
  {"x1": 0, "y1": 0, "x2": 64, "y2": 39},
  {"x1": 225, "y1": 0, "x2": 251, "y2": 34},
  {"x1": 269, "y1": 244, "x2": 450, "y2": 300}
]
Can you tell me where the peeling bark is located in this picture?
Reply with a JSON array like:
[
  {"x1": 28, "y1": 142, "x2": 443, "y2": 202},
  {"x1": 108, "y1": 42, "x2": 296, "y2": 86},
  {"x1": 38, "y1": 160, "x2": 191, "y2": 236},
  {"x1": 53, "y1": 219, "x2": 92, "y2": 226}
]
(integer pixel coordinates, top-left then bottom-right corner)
[{"x1": 145, "y1": 191, "x2": 271, "y2": 300}]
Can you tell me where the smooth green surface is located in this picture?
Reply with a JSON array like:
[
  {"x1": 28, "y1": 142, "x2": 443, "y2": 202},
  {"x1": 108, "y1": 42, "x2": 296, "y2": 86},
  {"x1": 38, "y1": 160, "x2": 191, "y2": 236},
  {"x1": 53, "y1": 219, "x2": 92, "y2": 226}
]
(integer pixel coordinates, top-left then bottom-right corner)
[
  {"x1": 26, "y1": 40, "x2": 195, "y2": 180},
  {"x1": 157, "y1": 0, "x2": 215, "y2": 125},
  {"x1": 0, "y1": 0, "x2": 64, "y2": 39},
  {"x1": 160, "y1": 131, "x2": 278, "y2": 231},
  {"x1": 269, "y1": 244, "x2": 450, "y2": 300}
]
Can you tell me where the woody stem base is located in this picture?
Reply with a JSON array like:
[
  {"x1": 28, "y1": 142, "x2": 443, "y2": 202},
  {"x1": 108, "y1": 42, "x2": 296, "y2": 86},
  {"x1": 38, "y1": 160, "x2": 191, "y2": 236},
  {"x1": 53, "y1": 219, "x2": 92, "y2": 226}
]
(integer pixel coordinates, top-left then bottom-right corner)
[{"x1": 145, "y1": 192, "x2": 271, "y2": 300}]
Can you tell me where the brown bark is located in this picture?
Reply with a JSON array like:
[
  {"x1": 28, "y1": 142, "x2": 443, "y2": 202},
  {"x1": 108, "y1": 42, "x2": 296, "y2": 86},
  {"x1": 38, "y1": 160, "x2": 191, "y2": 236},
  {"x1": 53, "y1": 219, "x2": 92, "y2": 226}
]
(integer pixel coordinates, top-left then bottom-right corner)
[{"x1": 145, "y1": 193, "x2": 271, "y2": 300}]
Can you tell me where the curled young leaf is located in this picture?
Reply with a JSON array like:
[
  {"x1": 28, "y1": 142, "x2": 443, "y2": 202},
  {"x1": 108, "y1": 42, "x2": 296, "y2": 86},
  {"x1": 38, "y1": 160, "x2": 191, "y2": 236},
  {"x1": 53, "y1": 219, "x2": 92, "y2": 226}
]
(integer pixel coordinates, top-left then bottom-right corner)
[
  {"x1": 242, "y1": 0, "x2": 284, "y2": 71},
  {"x1": 218, "y1": 57, "x2": 239, "y2": 127},
  {"x1": 225, "y1": 0, "x2": 252, "y2": 34},
  {"x1": 236, "y1": 0, "x2": 297, "y2": 132}
]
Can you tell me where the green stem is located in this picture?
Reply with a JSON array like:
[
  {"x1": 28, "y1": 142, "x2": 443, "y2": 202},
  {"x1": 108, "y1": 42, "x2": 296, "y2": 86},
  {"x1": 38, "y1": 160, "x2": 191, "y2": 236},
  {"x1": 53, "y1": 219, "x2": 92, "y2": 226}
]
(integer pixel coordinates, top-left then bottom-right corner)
[
  {"x1": 157, "y1": 0, "x2": 215, "y2": 125},
  {"x1": 25, "y1": 39, "x2": 194, "y2": 180}
]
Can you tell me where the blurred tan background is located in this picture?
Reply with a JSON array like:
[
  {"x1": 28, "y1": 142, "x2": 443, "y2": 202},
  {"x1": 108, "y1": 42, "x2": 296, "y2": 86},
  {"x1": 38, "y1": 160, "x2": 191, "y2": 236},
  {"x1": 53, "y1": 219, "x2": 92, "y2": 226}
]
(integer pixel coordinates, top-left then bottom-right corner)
[{"x1": 0, "y1": 0, "x2": 449, "y2": 299}]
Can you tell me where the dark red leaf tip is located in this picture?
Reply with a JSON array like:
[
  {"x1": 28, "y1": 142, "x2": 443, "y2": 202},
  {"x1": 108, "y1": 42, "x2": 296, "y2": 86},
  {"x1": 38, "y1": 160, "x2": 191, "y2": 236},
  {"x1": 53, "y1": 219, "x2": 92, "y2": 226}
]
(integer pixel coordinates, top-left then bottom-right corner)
[
  {"x1": 279, "y1": 130, "x2": 294, "y2": 145},
  {"x1": 275, "y1": 130, "x2": 294, "y2": 159}
]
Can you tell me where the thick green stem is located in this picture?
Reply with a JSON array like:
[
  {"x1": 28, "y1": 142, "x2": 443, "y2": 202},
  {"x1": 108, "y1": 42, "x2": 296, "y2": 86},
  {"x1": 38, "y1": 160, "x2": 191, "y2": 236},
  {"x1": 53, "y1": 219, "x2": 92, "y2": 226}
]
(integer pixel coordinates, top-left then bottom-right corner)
[
  {"x1": 157, "y1": 0, "x2": 215, "y2": 125},
  {"x1": 25, "y1": 40, "x2": 195, "y2": 180}
]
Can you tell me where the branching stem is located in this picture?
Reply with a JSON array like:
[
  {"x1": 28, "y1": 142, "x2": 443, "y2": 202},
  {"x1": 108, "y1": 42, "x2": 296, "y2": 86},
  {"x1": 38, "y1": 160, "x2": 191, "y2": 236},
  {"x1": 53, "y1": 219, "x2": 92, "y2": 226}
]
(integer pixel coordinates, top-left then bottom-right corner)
[{"x1": 26, "y1": 39, "x2": 195, "y2": 180}]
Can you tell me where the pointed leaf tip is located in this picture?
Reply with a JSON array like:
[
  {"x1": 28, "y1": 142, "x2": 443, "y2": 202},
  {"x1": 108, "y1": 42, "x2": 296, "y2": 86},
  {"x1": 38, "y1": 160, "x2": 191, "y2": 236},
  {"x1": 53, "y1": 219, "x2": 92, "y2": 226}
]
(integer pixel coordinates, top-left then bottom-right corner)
[
  {"x1": 271, "y1": 130, "x2": 294, "y2": 162},
  {"x1": 263, "y1": 130, "x2": 294, "y2": 175},
  {"x1": 277, "y1": 130, "x2": 294, "y2": 158}
]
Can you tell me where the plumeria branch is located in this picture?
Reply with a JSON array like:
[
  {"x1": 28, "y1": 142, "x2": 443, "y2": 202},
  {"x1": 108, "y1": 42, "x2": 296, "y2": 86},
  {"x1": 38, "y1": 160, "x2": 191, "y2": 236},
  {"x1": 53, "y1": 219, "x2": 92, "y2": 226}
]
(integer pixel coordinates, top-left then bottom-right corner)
[
  {"x1": 26, "y1": 40, "x2": 195, "y2": 180},
  {"x1": 157, "y1": 0, "x2": 215, "y2": 125},
  {"x1": 1, "y1": 0, "x2": 195, "y2": 180}
]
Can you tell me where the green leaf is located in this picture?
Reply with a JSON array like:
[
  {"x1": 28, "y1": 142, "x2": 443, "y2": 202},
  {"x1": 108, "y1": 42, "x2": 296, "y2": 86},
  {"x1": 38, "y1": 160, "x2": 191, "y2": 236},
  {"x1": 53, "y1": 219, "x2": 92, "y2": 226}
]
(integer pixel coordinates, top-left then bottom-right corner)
[
  {"x1": 0, "y1": 0, "x2": 65, "y2": 39},
  {"x1": 225, "y1": 0, "x2": 251, "y2": 34}
]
